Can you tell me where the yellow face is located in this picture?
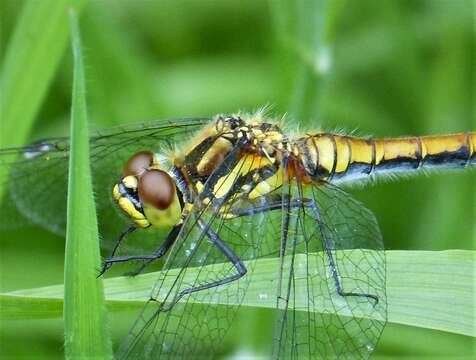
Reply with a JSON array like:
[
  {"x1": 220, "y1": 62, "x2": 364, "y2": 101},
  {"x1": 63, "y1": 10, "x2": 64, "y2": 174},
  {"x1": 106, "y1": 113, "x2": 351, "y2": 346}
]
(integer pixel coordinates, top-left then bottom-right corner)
[{"x1": 113, "y1": 151, "x2": 182, "y2": 229}]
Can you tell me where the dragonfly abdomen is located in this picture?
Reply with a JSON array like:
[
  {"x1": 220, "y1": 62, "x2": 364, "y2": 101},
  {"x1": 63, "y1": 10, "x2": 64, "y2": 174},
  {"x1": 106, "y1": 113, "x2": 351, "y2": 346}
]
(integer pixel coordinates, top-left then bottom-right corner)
[{"x1": 296, "y1": 132, "x2": 475, "y2": 184}]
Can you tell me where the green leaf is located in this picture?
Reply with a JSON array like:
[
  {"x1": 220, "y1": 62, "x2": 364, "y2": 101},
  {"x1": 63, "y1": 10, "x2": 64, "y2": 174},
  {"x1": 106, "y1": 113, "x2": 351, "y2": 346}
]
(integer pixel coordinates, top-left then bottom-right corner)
[
  {"x1": 0, "y1": 0, "x2": 86, "y2": 150},
  {"x1": 2, "y1": 250, "x2": 474, "y2": 338},
  {"x1": 63, "y1": 8, "x2": 112, "y2": 359},
  {"x1": 0, "y1": 0, "x2": 85, "y2": 204}
]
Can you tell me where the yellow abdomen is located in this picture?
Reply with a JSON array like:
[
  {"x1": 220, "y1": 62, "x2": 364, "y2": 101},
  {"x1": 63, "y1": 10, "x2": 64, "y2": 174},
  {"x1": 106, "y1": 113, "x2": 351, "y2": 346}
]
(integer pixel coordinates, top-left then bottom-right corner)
[{"x1": 296, "y1": 132, "x2": 475, "y2": 183}]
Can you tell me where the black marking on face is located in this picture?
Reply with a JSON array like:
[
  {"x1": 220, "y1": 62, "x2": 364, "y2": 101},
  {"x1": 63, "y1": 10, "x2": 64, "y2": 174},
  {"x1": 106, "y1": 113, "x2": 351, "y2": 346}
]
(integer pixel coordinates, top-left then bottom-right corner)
[{"x1": 119, "y1": 182, "x2": 143, "y2": 212}]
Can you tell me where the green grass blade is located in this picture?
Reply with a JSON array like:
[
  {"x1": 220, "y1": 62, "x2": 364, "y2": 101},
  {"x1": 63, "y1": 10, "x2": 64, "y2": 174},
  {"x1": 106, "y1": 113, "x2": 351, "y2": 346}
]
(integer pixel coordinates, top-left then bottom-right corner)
[
  {"x1": 0, "y1": 0, "x2": 86, "y2": 149},
  {"x1": 3, "y1": 250, "x2": 474, "y2": 337},
  {"x1": 0, "y1": 0, "x2": 86, "y2": 204},
  {"x1": 63, "y1": 8, "x2": 112, "y2": 359},
  {"x1": 270, "y1": 0, "x2": 340, "y2": 123}
]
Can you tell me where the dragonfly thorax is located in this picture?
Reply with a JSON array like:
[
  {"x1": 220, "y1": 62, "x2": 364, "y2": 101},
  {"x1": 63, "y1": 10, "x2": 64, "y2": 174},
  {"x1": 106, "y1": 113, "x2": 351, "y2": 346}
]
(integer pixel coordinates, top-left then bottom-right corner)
[{"x1": 113, "y1": 151, "x2": 182, "y2": 229}]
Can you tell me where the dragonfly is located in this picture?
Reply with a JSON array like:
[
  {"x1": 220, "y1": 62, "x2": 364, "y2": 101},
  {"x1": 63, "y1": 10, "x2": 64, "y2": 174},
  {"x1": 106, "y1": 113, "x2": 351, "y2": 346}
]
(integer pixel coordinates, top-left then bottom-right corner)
[{"x1": 0, "y1": 112, "x2": 474, "y2": 359}]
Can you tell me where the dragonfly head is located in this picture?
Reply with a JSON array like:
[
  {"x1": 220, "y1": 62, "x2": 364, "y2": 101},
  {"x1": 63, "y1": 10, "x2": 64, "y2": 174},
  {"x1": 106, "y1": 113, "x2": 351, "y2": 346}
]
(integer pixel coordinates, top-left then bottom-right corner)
[{"x1": 113, "y1": 151, "x2": 182, "y2": 229}]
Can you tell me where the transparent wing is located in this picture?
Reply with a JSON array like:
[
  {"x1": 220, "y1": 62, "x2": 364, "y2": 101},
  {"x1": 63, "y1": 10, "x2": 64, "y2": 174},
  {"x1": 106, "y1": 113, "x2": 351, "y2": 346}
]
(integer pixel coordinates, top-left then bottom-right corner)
[
  {"x1": 273, "y1": 178, "x2": 387, "y2": 359},
  {"x1": 117, "y1": 150, "x2": 283, "y2": 359},
  {"x1": 0, "y1": 118, "x2": 208, "y2": 252}
]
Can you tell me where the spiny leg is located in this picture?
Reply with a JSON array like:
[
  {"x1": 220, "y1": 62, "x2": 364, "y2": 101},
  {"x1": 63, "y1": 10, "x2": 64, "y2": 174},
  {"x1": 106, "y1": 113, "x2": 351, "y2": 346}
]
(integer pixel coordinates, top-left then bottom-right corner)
[
  {"x1": 231, "y1": 194, "x2": 379, "y2": 305},
  {"x1": 98, "y1": 224, "x2": 137, "y2": 277},
  {"x1": 98, "y1": 224, "x2": 182, "y2": 277},
  {"x1": 111, "y1": 225, "x2": 137, "y2": 257},
  {"x1": 161, "y1": 218, "x2": 247, "y2": 312},
  {"x1": 306, "y1": 199, "x2": 379, "y2": 306}
]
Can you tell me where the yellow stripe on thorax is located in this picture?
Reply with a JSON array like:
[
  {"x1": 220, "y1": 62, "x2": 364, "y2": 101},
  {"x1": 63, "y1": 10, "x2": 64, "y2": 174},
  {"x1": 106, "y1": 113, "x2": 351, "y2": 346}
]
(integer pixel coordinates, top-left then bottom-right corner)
[
  {"x1": 248, "y1": 164, "x2": 283, "y2": 199},
  {"x1": 212, "y1": 154, "x2": 276, "y2": 200}
]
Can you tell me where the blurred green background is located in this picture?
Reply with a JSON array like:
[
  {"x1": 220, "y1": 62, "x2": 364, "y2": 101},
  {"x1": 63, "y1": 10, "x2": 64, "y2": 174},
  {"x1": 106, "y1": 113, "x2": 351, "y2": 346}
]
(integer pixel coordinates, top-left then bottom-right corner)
[{"x1": 0, "y1": 0, "x2": 474, "y2": 358}]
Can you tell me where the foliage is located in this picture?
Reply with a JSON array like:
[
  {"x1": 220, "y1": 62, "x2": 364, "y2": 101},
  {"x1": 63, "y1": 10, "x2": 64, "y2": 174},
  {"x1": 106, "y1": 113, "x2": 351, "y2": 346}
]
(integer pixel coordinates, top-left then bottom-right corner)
[
  {"x1": 0, "y1": 0, "x2": 474, "y2": 358},
  {"x1": 63, "y1": 9, "x2": 111, "y2": 359}
]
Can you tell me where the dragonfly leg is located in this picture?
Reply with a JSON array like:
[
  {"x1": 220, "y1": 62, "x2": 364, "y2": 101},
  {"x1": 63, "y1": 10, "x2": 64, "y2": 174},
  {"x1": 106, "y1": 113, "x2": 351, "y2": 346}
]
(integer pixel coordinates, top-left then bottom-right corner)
[
  {"x1": 98, "y1": 224, "x2": 182, "y2": 277},
  {"x1": 98, "y1": 225, "x2": 137, "y2": 276},
  {"x1": 230, "y1": 195, "x2": 379, "y2": 305},
  {"x1": 305, "y1": 199, "x2": 379, "y2": 306},
  {"x1": 161, "y1": 218, "x2": 247, "y2": 312}
]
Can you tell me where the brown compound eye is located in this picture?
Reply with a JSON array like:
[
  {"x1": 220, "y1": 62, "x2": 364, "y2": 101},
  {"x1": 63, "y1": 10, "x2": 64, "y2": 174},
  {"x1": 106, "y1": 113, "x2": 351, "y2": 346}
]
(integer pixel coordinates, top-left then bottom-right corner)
[
  {"x1": 123, "y1": 151, "x2": 154, "y2": 176},
  {"x1": 138, "y1": 170, "x2": 175, "y2": 210}
]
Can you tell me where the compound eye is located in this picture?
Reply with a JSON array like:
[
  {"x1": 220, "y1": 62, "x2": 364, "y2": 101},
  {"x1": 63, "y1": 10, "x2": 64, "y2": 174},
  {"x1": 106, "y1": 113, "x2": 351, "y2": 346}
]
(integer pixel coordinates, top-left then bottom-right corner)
[
  {"x1": 123, "y1": 151, "x2": 154, "y2": 176},
  {"x1": 138, "y1": 170, "x2": 175, "y2": 210}
]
